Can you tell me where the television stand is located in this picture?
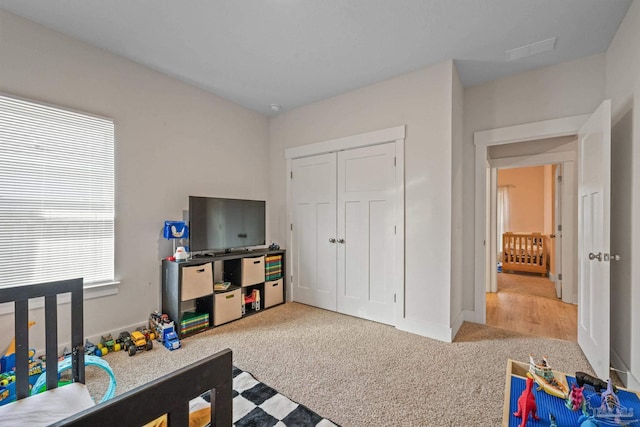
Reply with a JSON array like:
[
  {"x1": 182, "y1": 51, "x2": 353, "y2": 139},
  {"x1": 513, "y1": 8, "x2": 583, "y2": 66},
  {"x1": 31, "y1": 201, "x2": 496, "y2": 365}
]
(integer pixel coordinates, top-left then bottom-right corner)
[
  {"x1": 223, "y1": 248, "x2": 252, "y2": 255},
  {"x1": 191, "y1": 253, "x2": 214, "y2": 259},
  {"x1": 162, "y1": 248, "x2": 286, "y2": 338}
]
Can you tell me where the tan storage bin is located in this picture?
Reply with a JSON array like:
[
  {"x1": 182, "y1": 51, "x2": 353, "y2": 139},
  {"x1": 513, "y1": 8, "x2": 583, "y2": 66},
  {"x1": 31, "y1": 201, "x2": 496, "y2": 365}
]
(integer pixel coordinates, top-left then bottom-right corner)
[
  {"x1": 214, "y1": 289, "x2": 242, "y2": 326},
  {"x1": 181, "y1": 263, "x2": 213, "y2": 301},
  {"x1": 241, "y1": 256, "x2": 265, "y2": 286},
  {"x1": 264, "y1": 278, "x2": 284, "y2": 308}
]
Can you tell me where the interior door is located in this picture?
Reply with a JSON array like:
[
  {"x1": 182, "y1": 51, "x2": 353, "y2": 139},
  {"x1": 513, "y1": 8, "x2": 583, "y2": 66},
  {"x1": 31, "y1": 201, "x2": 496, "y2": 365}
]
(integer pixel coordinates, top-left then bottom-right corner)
[
  {"x1": 336, "y1": 143, "x2": 396, "y2": 325},
  {"x1": 291, "y1": 153, "x2": 337, "y2": 311},
  {"x1": 554, "y1": 164, "x2": 562, "y2": 298},
  {"x1": 577, "y1": 99, "x2": 611, "y2": 380}
]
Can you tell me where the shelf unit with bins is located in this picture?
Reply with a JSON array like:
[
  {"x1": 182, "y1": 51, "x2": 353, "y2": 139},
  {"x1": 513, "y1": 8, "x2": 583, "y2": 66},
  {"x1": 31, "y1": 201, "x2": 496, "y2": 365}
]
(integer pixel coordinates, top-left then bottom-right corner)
[{"x1": 161, "y1": 249, "x2": 286, "y2": 338}]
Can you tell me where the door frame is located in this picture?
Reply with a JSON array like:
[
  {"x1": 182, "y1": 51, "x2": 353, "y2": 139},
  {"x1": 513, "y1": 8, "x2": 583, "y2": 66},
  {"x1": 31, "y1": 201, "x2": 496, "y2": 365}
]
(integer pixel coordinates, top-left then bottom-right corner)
[
  {"x1": 473, "y1": 114, "x2": 589, "y2": 323},
  {"x1": 285, "y1": 126, "x2": 406, "y2": 323},
  {"x1": 554, "y1": 164, "x2": 563, "y2": 298}
]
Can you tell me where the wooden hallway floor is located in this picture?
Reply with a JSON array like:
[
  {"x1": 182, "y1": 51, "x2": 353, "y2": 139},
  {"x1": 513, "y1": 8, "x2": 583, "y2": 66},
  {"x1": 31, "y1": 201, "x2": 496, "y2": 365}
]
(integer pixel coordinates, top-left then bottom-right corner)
[{"x1": 486, "y1": 272, "x2": 577, "y2": 341}]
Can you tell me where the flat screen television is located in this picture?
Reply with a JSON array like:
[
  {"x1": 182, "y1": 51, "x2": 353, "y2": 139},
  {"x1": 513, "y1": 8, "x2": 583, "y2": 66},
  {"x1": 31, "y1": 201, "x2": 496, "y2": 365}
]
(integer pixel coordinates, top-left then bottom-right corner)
[{"x1": 188, "y1": 196, "x2": 266, "y2": 254}]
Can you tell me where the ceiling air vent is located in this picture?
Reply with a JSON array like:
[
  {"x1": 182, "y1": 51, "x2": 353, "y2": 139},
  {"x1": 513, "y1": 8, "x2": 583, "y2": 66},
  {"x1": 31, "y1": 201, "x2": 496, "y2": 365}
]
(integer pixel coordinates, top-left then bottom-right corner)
[{"x1": 506, "y1": 37, "x2": 557, "y2": 61}]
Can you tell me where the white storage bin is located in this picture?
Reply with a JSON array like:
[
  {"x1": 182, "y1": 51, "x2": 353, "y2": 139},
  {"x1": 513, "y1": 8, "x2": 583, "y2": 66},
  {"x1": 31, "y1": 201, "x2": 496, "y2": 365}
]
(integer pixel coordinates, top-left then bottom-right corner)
[
  {"x1": 241, "y1": 256, "x2": 265, "y2": 286},
  {"x1": 264, "y1": 278, "x2": 284, "y2": 308},
  {"x1": 181, "y1": 263, "x2": 213, "y2": 301},
  {"x1": 214, "y1": 289, "x2": 242, "y2": 326}
]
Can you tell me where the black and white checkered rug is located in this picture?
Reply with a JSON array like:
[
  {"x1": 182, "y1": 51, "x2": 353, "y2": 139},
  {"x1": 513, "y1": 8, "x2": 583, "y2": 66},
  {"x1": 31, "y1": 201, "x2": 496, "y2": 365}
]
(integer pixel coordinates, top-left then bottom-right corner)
[{"x1": 203, "y1": 366, "x2": 339, "y2": 427}]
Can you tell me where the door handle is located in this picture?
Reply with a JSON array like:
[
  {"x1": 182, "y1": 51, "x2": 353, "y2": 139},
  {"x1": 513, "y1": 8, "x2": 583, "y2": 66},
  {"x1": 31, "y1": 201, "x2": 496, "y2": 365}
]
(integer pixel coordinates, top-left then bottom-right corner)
[
  {"x1": 600, "y1": 253, "x2": 621, "y2": 262},
  {"x1": 549, "y1": 234, "x2": 556, "y2": 238},
  {"x1": 328, "y1": 238, "x2": 336, "y2": 243},
  {"x1": 588, "y1": 252, "x2": 602, "y2": 261},
  {"x1": 337, "y1": 238, "x2": 345, "y2": 244}
]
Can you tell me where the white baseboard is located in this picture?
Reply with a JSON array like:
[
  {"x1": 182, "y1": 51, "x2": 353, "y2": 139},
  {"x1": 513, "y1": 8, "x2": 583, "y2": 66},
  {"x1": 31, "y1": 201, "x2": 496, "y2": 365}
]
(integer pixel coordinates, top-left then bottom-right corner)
[
  {"x1": 396, "y1": 318, "x2": 454, "y2": 343},
  {"x1": 627, "y1": 371, "x2": 640, "y2": 390},
  {"x1": 45, "y1": 320, "x2": 149, "y2": 357},
  {"x1": 450, "y1": 311, "x2": 465, "y2": 340},
  {"x1": 86, "y1": 320, "x2": 150, "y2": 347},
  {"x1": 611, "y1": 347, "x2": 630, "y2": 385},
  {"x1": 611, "y1": 347, "x2": 640, "y2": 389}
]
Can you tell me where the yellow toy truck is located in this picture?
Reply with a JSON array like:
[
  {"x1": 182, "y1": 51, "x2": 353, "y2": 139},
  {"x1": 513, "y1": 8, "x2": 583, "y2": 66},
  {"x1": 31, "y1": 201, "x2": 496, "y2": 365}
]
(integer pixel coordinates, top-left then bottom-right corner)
[{"x1": 126, "y1": 330, "x2": 153, "y2": 356}]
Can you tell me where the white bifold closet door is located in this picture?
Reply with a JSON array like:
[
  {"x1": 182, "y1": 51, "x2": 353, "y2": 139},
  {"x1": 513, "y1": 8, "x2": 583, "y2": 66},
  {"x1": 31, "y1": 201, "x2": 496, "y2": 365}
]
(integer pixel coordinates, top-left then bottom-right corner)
[
  {"x1": 292, "y1": 142, "x2": 396, "y2": 325},
  {"x1": 291, "y1": 153, "x2": 338, "y2": 311}
]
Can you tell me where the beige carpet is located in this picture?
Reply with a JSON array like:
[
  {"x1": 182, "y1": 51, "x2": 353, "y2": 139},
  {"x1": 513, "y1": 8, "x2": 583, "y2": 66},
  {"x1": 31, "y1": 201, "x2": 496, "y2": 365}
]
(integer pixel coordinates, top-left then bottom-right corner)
[
  {"x1": 497, "y1": 271, "x2": 558, "y2": 300},
  {"x1": 85, "y1": 302, "x2": 593, "y2": 426}
]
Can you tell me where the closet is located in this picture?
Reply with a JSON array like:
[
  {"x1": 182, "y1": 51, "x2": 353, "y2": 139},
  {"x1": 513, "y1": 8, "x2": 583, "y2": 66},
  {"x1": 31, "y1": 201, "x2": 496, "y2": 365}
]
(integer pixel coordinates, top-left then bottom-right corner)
[{"x1": 289, "y1": 141, "x2": 399, "y2": 325}]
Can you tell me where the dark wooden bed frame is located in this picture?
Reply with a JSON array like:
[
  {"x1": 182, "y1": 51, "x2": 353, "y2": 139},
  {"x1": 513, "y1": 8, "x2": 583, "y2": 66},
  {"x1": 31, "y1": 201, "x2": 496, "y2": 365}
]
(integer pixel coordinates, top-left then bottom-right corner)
[
  {"x1": 0, "y1": 278, "x2": 233, "y2": 426},
  {"x1": 54, "y1": 348, "x2": 233, "y2": 427},
  {"x1": 0, "y1": 278, "x2": 85, "y2": 400}
]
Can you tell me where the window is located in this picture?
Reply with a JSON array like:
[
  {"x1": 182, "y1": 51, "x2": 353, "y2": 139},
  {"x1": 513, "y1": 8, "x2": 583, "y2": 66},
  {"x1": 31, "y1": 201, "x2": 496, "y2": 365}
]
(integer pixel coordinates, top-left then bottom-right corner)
[{"x1": 0, "y1": 94, "x2": 114, "y2": 288}]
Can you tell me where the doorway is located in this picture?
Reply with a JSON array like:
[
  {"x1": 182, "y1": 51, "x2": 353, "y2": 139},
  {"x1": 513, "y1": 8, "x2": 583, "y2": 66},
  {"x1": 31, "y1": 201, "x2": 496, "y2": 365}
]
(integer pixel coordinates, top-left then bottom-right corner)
[
  {"x1": 487, "y1": 163, "x2": 577, "y2": 341},
  {"x1": 473, "y1": 115, "x2": 588, "y2": 327},
  {"x1": 486, "y1": 140, "x2": 578, "y2": 301},
  {"x1": 474, "y1": 102, "x2": 612, "y2": 380}
]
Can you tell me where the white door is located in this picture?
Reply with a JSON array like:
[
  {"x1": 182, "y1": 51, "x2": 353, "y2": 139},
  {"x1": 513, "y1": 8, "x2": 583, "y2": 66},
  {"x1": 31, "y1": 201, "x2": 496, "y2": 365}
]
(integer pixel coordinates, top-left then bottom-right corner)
[
  {"x1": 578, "y1": 100, "x2": 611, "y2": 380},
  {"x1": 336, "y1": 143, "x2": 396, "y2": 325},
  {"x1": 291, "y1": 153, "x2": 337, "y2": 311},
  {"x1": 554, "y1": 164, "x2": 562, "y2": 298}
]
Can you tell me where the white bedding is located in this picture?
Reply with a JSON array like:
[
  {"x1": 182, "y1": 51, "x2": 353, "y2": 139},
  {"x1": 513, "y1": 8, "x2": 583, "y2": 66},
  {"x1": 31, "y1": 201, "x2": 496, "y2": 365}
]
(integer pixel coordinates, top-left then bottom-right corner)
[{"x1": 0, "y1": 383, "x2": 95, "y2": 427}]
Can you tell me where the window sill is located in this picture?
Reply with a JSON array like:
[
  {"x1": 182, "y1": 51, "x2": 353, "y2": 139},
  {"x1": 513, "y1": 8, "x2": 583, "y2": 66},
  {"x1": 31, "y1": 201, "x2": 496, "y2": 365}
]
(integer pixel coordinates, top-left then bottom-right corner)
[{"x1": 0, "y1": 281, "x2": 120, "y2": 315}]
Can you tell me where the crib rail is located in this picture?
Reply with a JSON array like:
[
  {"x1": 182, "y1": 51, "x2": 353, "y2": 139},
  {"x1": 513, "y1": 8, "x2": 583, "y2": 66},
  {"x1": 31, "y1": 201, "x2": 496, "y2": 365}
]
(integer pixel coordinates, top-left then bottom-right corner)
[{"x1": 501, "y1": 232, "x2": 547, "y2": 274}]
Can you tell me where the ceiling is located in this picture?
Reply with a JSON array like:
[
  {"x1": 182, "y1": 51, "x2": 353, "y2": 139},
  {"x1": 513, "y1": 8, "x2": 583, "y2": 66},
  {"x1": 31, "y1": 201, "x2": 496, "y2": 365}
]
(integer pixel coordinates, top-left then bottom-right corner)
[{"x1": 0, "y1": 0, "x2": 632, "y2": 116}]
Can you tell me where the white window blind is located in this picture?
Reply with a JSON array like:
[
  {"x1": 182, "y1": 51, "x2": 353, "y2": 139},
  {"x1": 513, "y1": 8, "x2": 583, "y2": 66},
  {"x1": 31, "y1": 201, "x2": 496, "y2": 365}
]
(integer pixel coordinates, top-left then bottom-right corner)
[{"x1": 0, "y1": 94, "x2": 114, "y2": 288}]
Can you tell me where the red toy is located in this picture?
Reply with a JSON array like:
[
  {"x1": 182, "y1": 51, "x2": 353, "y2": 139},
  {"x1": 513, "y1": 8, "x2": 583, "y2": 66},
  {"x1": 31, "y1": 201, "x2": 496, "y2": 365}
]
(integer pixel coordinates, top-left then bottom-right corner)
[{"x1": 513, "y1": 377, "x2": 539, "y2": 427}]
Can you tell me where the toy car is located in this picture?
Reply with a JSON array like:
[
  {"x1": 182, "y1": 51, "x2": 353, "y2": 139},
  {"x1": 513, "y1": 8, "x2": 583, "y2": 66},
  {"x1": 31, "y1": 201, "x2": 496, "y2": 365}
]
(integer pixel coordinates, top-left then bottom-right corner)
[
  {"x1": 149, "y1": 312, "x2": 175, "y2": 342},
  {"x1": 0, "y1": 374, "x2": 14, "y2": 388},
  {"x1": 163, "y1": 330, "x2": 181, "y2": 351},
  {"x1": 116, "y1": 331, "x2": 131, "y2": 350},
  {"x1": 150, "y1": 311, "x2": 171, "y2": 325},
  {"x1": 136, "y1": 327, "x2": 156, "y2": 342},
  {"x1": 97, "y1": 334, "x2": 121, "y2": 355},
  {"x1": 84, "y1": 339, "x2": 101, "y2": 357},
  {"x1": 127, "y1": 330, "x2": 153, "y2": 356},
  {"x1": 119, "y1": 335, "x2": 129, "y2": 350}
]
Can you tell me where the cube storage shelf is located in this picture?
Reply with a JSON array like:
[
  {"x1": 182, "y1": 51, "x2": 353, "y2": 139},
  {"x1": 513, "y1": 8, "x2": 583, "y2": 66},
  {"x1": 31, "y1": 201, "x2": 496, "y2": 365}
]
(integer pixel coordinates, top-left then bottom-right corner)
[{"x1": 162, "y1": 249, "x2": 286, "y2": 338}]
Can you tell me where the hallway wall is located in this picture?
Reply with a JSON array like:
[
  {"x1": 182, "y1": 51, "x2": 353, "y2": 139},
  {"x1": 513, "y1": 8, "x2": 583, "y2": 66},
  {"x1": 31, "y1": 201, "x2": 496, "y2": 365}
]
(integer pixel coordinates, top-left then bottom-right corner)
[{"x1": 497, "y1": 166, "x2": 545, "y2": 233}]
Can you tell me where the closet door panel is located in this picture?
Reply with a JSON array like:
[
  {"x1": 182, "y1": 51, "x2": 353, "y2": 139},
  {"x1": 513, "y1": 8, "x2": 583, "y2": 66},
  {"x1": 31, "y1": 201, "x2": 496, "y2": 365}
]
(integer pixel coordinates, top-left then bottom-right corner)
[
  {"x1": 343, "y1": 200, "x2": 367, "y2": 300},
  {"x1": 337, "y1": 143, "x2": 396, "y2": 325},
  {"x1": 291, "y1": 153, "x2": 337, "y2": 311},
  {"x1": 368, "y1": 200, "x2": 387, "y2": 304}
]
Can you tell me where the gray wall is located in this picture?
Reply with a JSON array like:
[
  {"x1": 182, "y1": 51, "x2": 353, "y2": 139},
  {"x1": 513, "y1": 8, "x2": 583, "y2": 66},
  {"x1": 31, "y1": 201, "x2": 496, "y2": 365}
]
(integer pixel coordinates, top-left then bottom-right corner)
[
  {"x1": 462, "y1": 53, "x2": 606, "y2": 310},
  {"x1": 269, "y1": 61, "x2": 457, "y2": 340},
  {"x1": 450, "y1": 64, "x2": 464, "y2": 326},
  {"x1": 0, "y1": 10, "x2": 270, "y2": 346}
]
